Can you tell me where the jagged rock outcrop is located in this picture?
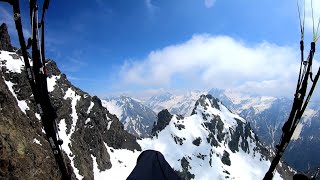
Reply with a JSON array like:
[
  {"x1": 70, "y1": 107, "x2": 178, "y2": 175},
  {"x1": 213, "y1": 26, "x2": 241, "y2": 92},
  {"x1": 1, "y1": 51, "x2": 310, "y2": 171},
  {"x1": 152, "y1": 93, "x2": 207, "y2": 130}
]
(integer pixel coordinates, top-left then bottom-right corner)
[
  {"x1": 0, "y1": 29, "x2": 141, "y2": 179},
  {"x1": 151, "y1": 109, "x2": 173, "y2": 136},
  {"x1": 0, "y1": 23, "x2": 14, "y2": 52}
]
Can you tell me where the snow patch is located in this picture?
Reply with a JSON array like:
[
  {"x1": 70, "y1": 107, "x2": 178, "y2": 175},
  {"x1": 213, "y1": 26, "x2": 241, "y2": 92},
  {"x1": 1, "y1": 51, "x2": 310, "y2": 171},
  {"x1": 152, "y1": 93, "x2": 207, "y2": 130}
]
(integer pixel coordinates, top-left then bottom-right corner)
[
  {"x1": 87, "y1": 101, "x2": 94, "y2": 114},
  {"x1": 90, "y1": 142, "x2": 140, "y2": 180},
  {"x1": 291, "y1": 108, "x2": 316, "y2": 140},
  {"x1": 63, "y1": 88, "x2": 81, "y2": 135},
  {"x1": 35, "y1": 113, "x2": 41, "y2": 120},
  {"x1": 47, "y1": 75, "x2": 60, "y2": 92},
  {"x1": 33, "y1": 138, "x2": 42, "y2": 146},
  {"x1": 4, "y1": 80, "x2": 29, "y2": 114},
  {"x1": 58, "y1": 119, "x2": 84, "y2": 180},
  {"x1": 107, "y1": 120, "x2": 113, "y2": 130},
  {"x1": 85, "y1": 118, "x2": 91, "y2": 124},
  {"x1": 0, "y1": 51, "x2": 25, "y2": 73},
  {"x1": 292, "y1": 123, "x2": 304, "y2": 140}
]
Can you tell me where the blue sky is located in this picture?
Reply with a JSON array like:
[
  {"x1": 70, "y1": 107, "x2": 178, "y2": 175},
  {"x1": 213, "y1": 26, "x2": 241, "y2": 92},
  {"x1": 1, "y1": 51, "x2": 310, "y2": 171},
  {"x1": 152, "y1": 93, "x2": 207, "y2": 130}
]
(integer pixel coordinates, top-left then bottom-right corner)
[{"x1": 1, "y1": 0, "x2": 320, "y2": 98}]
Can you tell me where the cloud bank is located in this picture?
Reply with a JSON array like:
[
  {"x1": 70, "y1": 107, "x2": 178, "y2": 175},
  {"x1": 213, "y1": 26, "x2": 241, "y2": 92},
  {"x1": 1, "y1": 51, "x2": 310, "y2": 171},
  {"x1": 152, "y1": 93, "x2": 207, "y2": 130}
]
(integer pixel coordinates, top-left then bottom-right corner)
[{"x1": 118, "y1": 34, "x2": 304, "y2": 97}]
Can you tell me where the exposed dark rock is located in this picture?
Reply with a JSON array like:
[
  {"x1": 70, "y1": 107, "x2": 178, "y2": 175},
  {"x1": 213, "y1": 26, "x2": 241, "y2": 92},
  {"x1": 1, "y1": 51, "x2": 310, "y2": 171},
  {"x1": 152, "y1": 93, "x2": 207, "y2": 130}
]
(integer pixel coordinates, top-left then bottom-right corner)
[
  {"x1": 221, "y1": 150, "x2": 231, "y2": 166},
  {"x1": 171, "y1": 134, "x2": 185, "y2": 145},
  {"x1": 0, "y1": 137, "x2": 9, "y2": 177},
  {"x1": 228, "y1": 118, "x2": 252, "y2": 153},
  {"x1": 196, "y1": 153, "x2": 206, "y2": 160},
  {"x1": 223, "y1": 170, "x2": 230, "y2": 175},
  {"x1": 192, "y1": 137, "x2": 202, "y2": 146},
  {"x1": 176, "y1": 115, "x2": 184, "y2": 120},
  {"x1": 175, "y1": 157, "x2": 195, "y2": 180},
  {"x1": 208, "y1": 150, "x2": 213, "y2": 167},
  {"x1": 0, "y1": 23, "x2": 14, "y2": 52},
  {"x1": 174, "y1": 121, "x2": 185, "y2": 130},
  {"x1": 151, "y1": 109, "x2": 173, "y2": 136},
  {"x1": 203, "y1": 115, "x2": 225, "y2": 148}
]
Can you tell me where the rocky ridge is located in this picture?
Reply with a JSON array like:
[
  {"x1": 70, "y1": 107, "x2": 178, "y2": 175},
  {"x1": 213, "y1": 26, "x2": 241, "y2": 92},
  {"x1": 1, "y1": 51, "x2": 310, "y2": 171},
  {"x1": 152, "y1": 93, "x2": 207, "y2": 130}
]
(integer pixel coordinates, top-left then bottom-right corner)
[{"x1": 0, "y1": 22, "x2": 140, "y2": 180}]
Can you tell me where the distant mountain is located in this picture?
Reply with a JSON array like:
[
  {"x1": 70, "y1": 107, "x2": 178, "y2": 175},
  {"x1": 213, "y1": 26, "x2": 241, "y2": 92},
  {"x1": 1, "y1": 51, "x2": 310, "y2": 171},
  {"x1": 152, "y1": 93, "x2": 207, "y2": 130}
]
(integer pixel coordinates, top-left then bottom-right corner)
[
  {"x1": 145, "y1": 91, "x2": 204, "y2": 116},
  {"x1": 209, "y1": 88, "x2": 277, "y2": 114},
  {"x1": 284, "y1": 109, "x2": 320, "y2": 172},
  {"x1": 208, "y1": 88, "x2": 320, "y2": 173},
  {"x1": 102, "y1": 96, "x2": 157, "y2": 138}
]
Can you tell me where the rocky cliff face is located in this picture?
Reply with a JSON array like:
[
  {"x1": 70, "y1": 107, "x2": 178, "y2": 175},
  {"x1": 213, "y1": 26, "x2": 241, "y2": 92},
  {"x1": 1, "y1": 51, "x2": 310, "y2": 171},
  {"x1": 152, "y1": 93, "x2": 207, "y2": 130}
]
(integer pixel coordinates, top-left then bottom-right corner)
[
  {"x1": 0, "y1": 23, "x2": 140, "y2": 179},
  {"x1": 0, "y1": 58, "x2": 62, "y2": 179}
]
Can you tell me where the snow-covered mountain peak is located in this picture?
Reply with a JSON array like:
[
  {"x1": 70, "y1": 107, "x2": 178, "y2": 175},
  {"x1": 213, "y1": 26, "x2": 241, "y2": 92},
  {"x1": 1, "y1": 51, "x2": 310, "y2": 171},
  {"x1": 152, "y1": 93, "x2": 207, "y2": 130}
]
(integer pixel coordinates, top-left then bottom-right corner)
[
  {"x1": 140, "y1": 94, "x2": 286, "y2": 179},
  {"x1": 192, "y1": 94, "x2": 246, "y2": 128},
  {"x1": 193, "y1": 94, "x2": 221, "y2": 112}
]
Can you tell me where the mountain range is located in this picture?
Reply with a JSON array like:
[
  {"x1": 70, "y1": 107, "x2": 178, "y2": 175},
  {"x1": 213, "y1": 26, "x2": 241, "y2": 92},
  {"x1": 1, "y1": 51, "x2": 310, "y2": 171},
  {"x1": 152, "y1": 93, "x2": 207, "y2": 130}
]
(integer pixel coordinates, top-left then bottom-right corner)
[
  {"x1": 106, "y1": 87, "x2": 320, "y2": 174},
  {"x1": 145, "y1": 91, "x2": 205, "y2": 116}
]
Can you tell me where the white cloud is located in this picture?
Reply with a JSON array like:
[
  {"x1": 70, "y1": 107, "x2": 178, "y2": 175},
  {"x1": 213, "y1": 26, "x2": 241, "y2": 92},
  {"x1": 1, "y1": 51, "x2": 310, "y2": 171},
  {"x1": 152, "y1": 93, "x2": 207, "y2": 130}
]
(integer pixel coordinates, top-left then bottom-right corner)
[
  {"x1": 204, "y1": 0, "x2": 216, "y2": 8},
  {"x1": 118, "y1": 34, "x2": 305, "y2": 97}
]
